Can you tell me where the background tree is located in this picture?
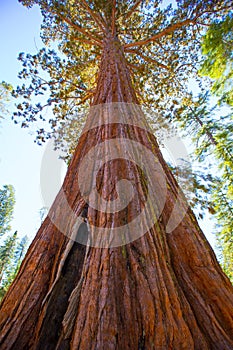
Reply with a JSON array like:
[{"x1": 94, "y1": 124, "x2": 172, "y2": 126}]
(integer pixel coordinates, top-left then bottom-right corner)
[
  {"x1": 0, "y1": 82, "x2": 12, "y2": 122},
  {"x1": 199, "y1": 13, "x2": 233, "y2": 106},
  {"x1": 0, "y1": 234, "x2": 28, "y2": 301},
  {"x1": 0, "y1": 232, "x2": 18, "y2": 284},
  {"x1": 199, "y1": 14, "x2": 233, "y2": 279},
  {"x1": 174, "y1": 92, "x2": 233, "y2": 280},
  {"x1": 171, "y1": 14, "x2": 233, "y2": 280},
  {"x1": 0, "y1": 185, "x2": 15, "y2": 237},
  {"x1": 0, "y1": 1, "x2": 233, "y2": 349},
  {"x1": 0, "y1": 184, "x2": 28, "y2": 301}
]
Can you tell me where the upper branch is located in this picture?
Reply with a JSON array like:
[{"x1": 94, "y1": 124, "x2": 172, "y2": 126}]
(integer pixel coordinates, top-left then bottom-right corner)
[
  {"x1": 123, "y1": 3, "x2": 232, "y2": 50},
  {"x1": 124, "y1": 18, "x2": 197, "y2": 49},
  {"x1": 111, "y1": 0, "x2": 116, "y2": 35},
  {"x1": 126, "y1": 49, "x2": 171, "y2": 70},
  {"x1": 123, "y1": 0, "x2": 143, "y2": 21},
  {"x1": 58, "y1": 13, "x2": 103, "y2": 47},
  {"x1": 79, "y1": 0, "x2": 107, "y2": 32}
]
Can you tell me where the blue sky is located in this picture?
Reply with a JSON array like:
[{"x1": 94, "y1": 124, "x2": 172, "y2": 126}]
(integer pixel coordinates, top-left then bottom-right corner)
[
  {"x1": 0, "y1": 0, "x2": 217, "y2": 249},
  {"x1": 0, "y1": 0, "x2": 66, "y2": 239}
]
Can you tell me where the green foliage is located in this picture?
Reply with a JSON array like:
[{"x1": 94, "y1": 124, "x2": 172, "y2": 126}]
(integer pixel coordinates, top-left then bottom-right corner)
[
  {"x1": 0, "y1": 232, "x2": 18, "y2": 280},
  {"x1": 197, "y1": 15, "x2": 233, "y2": 281},
  {"x1": 11, "y1": 235, "x2": 29, "y2": 275},
  {"x1": 170, "y1": 162, "x2": 215, "y2": 219},
  {"x1": 0, "y1": 185, "x2": 29, "y2": 301},
  {"x1": 0, "y1": 232, "x2": 17, "y2": 300},
  {"x1": 0, "y1": 234, "x2": 29, "y2": 301},
  {"x1": 213, "y1": 181, "x2": 233, "y2": 281},
  {"x1": 199, "y1": 14, "x2": 233, "y2": 106},
  {"x1": 11, "y1": 0, "x2": 231, "y2": 158},
  {"x1": 174, "y1": 91, "x2": 233, "y2": 282},
  {"x1": 0, "y1": 185, "x2": 16, "y2": 237}
]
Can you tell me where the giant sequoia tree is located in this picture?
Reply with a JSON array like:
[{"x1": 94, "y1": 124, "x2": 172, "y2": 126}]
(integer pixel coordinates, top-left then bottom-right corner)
[{"x1": 1, "y1": 1, "x2": 233, "y2": 349}]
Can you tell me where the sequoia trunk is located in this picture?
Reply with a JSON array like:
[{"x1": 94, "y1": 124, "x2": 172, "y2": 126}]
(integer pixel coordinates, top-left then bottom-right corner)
[{"x1": 0, "y1": 34, "x2": 233, "y2": 350}]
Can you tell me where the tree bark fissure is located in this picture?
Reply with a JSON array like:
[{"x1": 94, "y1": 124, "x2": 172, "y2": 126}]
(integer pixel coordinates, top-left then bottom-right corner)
[{"x1": 0, "y1": 33, "x2": 233, "y2": 350}]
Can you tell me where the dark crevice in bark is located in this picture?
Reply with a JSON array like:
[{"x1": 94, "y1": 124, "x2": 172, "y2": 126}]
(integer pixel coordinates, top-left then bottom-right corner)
[{"x1": 35, "y1": 224, "x2": 88, "y2": 350}]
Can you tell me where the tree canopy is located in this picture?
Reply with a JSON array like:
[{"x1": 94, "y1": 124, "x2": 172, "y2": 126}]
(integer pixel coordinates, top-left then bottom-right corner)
[{"x1": 12, "y1": 0, "x2": 232, "y2": 156}]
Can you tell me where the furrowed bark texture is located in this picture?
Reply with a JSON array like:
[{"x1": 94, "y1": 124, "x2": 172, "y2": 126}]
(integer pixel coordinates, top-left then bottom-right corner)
[{"x1": 0, "y1": 34, "x2": 233, "y2": 350}]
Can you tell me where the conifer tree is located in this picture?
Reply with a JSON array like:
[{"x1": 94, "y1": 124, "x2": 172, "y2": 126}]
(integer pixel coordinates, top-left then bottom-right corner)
[
  {"x1": 0, "y1": 234, "x2": 29, "y2": 302},
  {"x1": 173, "y1": 14, "x2": 233, "y2": 280},
  {"x1": 1, "y1": 1, "x2": 233, "y2": 349},
  {"x1": 0, "y1": 185, "x2": 15, "y2": 237}
]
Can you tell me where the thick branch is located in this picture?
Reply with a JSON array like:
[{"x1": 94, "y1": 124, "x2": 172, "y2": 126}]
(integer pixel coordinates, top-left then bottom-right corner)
[
  {"x1": 123, "y1": 0, "x2": 143, "y2": 21},
  {"x1": 126, "y1": 49, "x2": 170, "y2": 70},
  {"x1": 124, "y1": 18, "x2": 196, "y2": 49},
  {"x1": 124, "y1": 3, "x2": 232, "y2": 50},
  {"x1": 111, "y1": 0, "x2": 116, "y2": 35},
  {"x1": 58, "y1": 13, "x2": 103, "y2": 47},
  {"x1": 79, "y1": 0, "x2": 107, "y2": 32},
  {"x1": 78, "y1": 91, "x2": 94, "y2": 105},
  {"x1": 127, "y1": 62, "x2": 141, "y2": 70}
]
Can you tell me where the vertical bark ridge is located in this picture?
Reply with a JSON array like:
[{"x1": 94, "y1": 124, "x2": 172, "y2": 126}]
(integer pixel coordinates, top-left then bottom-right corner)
[{"x1": 92, "y1": 34, "x2": 139, "y2": 105}]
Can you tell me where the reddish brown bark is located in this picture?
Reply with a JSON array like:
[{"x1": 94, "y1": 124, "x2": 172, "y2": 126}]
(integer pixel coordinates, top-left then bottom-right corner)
[{"x1": 0, "y1": 34, "x2": 233, "y2": 350}]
